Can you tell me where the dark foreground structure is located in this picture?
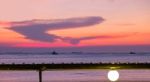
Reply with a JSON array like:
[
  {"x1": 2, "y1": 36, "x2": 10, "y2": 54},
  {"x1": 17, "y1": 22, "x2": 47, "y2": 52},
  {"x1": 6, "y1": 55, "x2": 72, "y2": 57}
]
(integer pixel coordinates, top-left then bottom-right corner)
[{"x1": 0, "y1": 63, "x2": 150, "y2": 82}]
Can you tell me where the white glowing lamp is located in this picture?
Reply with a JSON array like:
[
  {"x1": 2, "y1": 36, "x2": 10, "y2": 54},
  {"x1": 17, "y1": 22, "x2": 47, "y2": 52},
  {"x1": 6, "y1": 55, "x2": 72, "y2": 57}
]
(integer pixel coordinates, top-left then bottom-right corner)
[{"x1": 107, "y1": 70, "x2": 119, "y2": 82}]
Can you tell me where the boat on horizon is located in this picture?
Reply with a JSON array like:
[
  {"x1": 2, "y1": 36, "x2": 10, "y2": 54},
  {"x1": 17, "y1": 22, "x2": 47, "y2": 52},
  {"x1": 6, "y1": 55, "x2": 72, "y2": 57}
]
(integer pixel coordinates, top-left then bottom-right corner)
[
  {"x1": 129, "y1": 51, "x2": 136, "y2": 54},
  {"x1": 51, "y1": 51, "x2": 58, "y2": 55}
]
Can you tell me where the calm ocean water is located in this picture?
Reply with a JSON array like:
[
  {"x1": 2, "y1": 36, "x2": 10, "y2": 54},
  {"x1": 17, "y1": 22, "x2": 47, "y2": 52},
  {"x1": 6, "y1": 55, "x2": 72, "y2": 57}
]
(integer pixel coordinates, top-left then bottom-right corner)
[{"x1": 0, "y1": 53, "x2": 150, "y2": 82}]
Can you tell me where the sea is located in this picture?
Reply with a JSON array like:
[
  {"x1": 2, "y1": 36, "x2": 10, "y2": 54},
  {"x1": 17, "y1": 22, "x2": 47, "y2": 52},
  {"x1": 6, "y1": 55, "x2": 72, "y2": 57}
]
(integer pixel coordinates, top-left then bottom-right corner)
[{"x1": 0, "y1": 52, "x2": 150, "y2": 82}]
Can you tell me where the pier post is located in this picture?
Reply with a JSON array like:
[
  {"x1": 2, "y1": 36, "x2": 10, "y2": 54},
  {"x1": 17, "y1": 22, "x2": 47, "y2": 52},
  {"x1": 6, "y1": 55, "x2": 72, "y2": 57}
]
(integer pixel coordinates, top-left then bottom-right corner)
[{"x1": 39, "y1": 69, "x2": 42, "y2": 82}]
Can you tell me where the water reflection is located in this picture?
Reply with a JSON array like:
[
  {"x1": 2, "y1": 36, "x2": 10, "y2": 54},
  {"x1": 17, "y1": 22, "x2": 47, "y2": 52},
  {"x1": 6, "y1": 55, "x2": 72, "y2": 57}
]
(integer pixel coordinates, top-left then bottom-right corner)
[{"x1": 0, "y1": 70, "x2": 150, "y2": 82}]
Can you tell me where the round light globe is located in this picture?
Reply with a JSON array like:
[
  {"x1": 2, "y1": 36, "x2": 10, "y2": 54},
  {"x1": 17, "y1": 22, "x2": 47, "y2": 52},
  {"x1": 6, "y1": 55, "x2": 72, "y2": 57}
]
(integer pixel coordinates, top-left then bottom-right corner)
[{"x1": 107, "y1": 70, "x2": 119, "y2": 82}]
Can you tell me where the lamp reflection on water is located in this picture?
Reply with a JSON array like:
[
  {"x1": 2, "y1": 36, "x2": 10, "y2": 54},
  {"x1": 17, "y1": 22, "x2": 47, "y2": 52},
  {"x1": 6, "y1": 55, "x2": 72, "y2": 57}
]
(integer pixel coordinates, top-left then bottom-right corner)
[{"x1": 107, "y1": 68, "x2": 119, "y2": 82}]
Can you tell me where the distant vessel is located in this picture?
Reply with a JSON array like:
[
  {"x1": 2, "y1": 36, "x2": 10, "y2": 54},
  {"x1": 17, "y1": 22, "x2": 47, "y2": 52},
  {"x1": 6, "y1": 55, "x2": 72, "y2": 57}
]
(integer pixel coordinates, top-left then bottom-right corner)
[
  {"x1": 129, "y1": 52, "x2": 136, "y2": 54},
  {"x1": 51, "y1": 51, "x2": 58, "y2": 55}
]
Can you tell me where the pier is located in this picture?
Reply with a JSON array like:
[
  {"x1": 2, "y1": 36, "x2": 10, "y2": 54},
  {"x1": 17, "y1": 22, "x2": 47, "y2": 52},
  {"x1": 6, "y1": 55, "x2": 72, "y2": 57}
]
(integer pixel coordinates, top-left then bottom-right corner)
[{"x1": 0, "y1": 63, "x2": 150, "y2": 82}]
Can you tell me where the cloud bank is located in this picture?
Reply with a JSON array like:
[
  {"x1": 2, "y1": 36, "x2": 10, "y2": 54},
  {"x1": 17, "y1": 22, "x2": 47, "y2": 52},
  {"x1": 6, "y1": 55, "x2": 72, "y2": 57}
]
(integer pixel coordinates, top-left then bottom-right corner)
[{"x1": 9, "y1": 16, "x2": 105, "y2": 44}]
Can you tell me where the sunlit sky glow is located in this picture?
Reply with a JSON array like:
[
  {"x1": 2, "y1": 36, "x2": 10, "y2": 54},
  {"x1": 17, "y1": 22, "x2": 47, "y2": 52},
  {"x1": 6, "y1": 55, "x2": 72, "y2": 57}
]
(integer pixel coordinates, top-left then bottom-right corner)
[{"x1": 0, "y1": 0, "x2": 150, "y2": 50}]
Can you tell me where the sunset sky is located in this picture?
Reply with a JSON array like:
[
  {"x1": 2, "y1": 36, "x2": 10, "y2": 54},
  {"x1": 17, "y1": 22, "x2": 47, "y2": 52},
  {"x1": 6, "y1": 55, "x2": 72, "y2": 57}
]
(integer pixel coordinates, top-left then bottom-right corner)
[{"x1": 0, "y1": 0, "x2": 150, "y2": 51}]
